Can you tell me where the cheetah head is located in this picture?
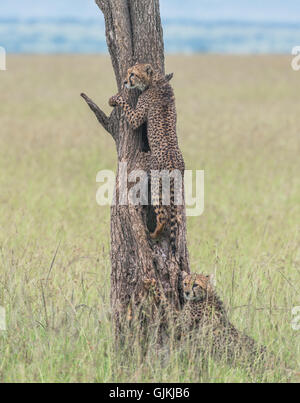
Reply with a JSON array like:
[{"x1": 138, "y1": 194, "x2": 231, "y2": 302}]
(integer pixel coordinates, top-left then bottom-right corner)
[
  {"x1": 182, "y1": 272, "x2": 215, "y2": 302},
  {"x1": 124, "y1": 63, "x2": 154, "y2": 91}
]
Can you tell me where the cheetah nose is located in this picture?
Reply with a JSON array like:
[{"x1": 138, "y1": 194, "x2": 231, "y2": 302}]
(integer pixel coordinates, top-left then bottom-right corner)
[{"x1": 185, "y1": 291, "x2": 190, "y2": 297}]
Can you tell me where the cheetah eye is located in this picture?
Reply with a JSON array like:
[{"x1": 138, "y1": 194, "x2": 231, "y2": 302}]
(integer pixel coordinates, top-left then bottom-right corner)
[
  {"x1": 130, "y1": 73, "x2": 135, "y2": 78},
  {"x1": 192, "y1": 283, "x2": 199, "y2": 288}
]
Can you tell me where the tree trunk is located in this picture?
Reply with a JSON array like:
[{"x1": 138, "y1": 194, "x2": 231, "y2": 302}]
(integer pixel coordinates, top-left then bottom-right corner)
[{"x1": 81, "y1": 0, "x2": 190, "y2": 341}]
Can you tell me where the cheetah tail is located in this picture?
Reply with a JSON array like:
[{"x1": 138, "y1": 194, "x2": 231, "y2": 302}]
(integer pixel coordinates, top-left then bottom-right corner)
[{"x1": 170, "y1": 182, "x2": 177, "y2": 255}]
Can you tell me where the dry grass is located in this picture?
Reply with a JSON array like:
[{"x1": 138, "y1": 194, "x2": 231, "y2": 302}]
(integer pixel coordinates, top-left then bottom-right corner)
[{"x1": 0, "y1": 54, "x2": 299, "y2": 382}]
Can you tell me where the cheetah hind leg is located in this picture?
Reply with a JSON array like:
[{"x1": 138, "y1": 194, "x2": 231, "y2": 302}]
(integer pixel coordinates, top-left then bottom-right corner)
[
  {"x1": 150, "y1": 176, "x2": 166, "y2": 239},
  {"x1": 150, "y1": 206, "x2": 166, "y2": 239}
]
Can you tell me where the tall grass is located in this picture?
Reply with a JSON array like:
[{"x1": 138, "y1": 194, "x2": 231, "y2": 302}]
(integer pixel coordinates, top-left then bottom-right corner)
[{"x1": 0, "y1": 55, "x2": 299, "y2": 382}]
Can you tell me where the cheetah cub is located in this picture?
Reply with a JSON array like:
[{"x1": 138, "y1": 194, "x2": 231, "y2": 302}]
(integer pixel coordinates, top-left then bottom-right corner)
[
  {"x1": 109, "y1": 63, "x2": 185, "y2": 254},
  {"x1": 182, "y1": 273, "x2": 267, "y2": 366},
  {"x1": 144, "y1": 272, "x2": 266, "y2": 368}
]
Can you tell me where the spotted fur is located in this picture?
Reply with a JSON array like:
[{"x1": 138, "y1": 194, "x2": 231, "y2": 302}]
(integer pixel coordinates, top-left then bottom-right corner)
[
  {"x1": 109, "y1": 63, "x2": 185, "y2": 255},
  {"x1": 144, "y1": 273, "x2": 266, "y2": 367},
  {"x1": 181, "y1": 273, "x2": 267, "y2": 364}
]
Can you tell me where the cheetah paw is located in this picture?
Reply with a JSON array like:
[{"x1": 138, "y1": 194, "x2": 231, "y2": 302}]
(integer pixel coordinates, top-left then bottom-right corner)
[{"x1": 109, "y1": 95, "x2": 118, "y2": 107}]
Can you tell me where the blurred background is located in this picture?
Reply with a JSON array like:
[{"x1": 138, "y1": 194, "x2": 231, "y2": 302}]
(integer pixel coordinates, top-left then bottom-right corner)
[{"x1": 0, "y1": 0, "x2": 300, "y2": 54}]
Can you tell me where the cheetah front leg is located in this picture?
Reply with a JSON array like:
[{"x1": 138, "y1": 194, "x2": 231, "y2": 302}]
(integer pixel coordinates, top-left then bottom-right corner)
[{"x1": 109, "y1": 93, "x2": 148, "y2": 130}]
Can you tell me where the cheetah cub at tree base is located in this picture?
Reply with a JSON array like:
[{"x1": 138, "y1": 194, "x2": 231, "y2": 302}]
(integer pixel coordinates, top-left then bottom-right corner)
[
  {"x1": 109, "y1": 63, "x2": 185, "y2": 255},
  {"x1": 181, "y1": 272, "x2": 267, "y2": 366},
  {"x1": 144, "y1": 272, "x2": 266, "y2": 368}
]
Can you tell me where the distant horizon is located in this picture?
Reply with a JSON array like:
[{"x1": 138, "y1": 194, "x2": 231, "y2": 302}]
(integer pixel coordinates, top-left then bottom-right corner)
[
  {"x1": 1, "y1": 16, "x2": 300, "y2": 25},
  {"x1": 0, "y1": 0, "x2": 299, "y2": 54},
  {"x1": 1, "y1": 0, "x2": 300, "y2": 23}
]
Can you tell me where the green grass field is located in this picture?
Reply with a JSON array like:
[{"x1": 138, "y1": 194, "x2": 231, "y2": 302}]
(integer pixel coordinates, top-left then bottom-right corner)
[{"x1": 0, "y1": 55, "x2": 299, "y2": 382}]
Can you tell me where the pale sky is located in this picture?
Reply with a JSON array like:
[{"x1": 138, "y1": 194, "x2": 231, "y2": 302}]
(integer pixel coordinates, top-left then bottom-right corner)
[{"x1": 0, "y1": 0, "x2": 299, "y2": 22}]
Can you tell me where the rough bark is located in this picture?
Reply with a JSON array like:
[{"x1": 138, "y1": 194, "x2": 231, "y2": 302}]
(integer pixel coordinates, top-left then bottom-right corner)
[{"x1": 81, "y1": 0, "x2": 190, "y2": 340}]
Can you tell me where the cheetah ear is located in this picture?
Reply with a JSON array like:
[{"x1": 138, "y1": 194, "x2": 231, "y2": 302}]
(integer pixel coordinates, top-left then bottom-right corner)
[
  {"x1": 165, "y1": 73, "x2": 173, "y2": 82},
  {"x1": 144, "y1": 64, "x2": 153, "y2": 77},
  {"x1": 181, "y1": 271, "x2": 188, "y2": 279}
]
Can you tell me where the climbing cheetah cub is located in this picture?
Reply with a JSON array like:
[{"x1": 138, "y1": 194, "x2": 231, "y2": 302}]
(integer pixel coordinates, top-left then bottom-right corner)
[{"x1": 109, "y1": 63, "x2": 185, "y2": 255}]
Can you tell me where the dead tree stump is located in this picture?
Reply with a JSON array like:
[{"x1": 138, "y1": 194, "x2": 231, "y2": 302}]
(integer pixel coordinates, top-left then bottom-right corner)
[{"x1": 81, "y1": 0, "x2": 190, "y2": 341}]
